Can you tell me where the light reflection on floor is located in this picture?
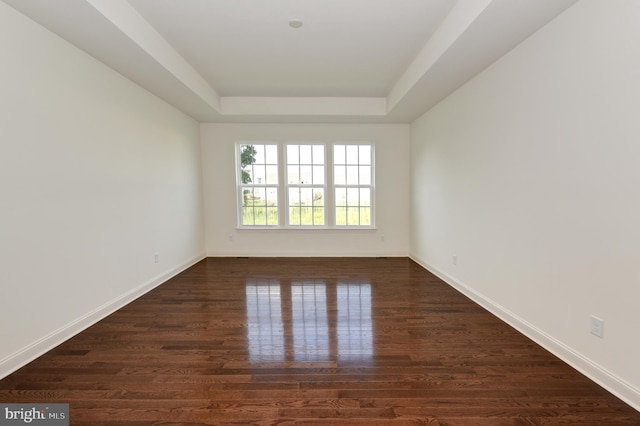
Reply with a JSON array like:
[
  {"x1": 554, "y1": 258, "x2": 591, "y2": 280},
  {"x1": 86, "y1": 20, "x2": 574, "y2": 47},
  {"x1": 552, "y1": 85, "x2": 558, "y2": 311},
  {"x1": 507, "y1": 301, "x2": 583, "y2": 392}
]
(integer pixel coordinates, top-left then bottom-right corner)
[
  {"x1": 291, "y1": 281, "x2": 329, "y2": 361},
  {"x1": 245, "y1": 280, "x2": 373, "y2": 362},
  {"x1": 245, "y1": 281, "x2": 285, "y2": 361},
  {"x1": 336, "y1": 282, "x2": 373, "y2": 360}
]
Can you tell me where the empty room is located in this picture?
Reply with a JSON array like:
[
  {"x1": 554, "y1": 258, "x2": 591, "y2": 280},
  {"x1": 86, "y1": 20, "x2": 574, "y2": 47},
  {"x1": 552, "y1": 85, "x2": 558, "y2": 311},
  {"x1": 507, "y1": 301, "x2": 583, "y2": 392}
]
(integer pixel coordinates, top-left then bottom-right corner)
[{"x1": 1, "y1": 0, "x2": 639, "y2": 424}]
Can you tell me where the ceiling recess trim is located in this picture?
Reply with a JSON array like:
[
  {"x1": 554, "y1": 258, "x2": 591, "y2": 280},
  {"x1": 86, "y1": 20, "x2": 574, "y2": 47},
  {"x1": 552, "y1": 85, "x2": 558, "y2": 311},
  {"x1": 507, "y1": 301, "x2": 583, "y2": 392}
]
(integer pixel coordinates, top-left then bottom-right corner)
[
  {"x1": 221, "y1": 97, "x2": 387, "y2": 117},
  {"x1": 3, "y1": 0, "x2": 579, "y2": 122},
  {"x1": 85, "y1": 0, "x2": 221, "y2": 112}
]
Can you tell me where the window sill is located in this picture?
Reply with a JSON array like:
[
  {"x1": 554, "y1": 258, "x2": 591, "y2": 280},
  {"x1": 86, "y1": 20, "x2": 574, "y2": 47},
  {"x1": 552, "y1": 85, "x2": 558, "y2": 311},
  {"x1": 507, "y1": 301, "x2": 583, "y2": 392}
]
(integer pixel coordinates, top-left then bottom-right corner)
[{"x1": 236, "y1": 226, "x2": 377, "y2": 231}]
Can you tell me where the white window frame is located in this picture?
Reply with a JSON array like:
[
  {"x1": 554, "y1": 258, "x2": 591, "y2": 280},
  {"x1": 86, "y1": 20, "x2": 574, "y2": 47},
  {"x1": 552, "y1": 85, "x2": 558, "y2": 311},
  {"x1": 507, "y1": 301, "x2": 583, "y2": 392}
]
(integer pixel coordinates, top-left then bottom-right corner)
[
  {"x1": 236, "y1": 142, "x2": 375, "y2": 229},
  {"x1": 285, "y1": 143, "x2": 327, "y2": 228},
  {"x1": 236, "y1": 143, "x2": 280, "y2": 227},
  {"x1": 333, "y1": 143, "x2": 375, "y2": 228}
]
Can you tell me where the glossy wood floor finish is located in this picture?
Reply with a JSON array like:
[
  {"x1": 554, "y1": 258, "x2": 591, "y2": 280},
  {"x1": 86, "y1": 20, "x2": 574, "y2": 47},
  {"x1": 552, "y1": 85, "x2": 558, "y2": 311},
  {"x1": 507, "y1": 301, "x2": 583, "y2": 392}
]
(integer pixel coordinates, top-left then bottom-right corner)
[{"x1": 1, "y1": 258, "x2": 638, "y2": 425}]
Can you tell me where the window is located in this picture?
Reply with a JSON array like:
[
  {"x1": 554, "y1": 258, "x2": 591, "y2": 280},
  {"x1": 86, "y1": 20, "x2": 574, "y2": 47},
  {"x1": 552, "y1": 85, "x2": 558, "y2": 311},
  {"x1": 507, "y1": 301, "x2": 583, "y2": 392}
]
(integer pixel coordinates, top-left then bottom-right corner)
[
  {"x1": 238, "y1": 144, "x2": 279, "y2": 226},
  {"x1": 237, "y1": 142, "x2": 374, "y2": 228},
  {"x1": 286, "y1": 144, "x2": 325, "y2": 226},
  {"x1": 333, "y1": 144, "x2": 373, "y2": 227}
]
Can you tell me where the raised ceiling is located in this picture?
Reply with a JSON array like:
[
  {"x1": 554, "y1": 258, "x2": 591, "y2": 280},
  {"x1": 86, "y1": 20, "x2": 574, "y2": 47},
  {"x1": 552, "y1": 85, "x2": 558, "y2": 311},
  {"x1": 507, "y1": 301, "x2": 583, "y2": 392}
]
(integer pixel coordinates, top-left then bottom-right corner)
[{"x1": 3, "y1": 0, "x2": 578, "y2": 123}]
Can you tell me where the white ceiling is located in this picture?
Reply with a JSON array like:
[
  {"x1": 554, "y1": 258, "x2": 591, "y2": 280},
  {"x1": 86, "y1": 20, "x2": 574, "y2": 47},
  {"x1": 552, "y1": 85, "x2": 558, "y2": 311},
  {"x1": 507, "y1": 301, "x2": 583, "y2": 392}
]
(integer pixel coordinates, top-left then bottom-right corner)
[
  {"x1": 129, "y1": 0, "x2": 455, "y2": 98},
  {"x1": 3, "y1": 0, "x2": 578, "y2": 123}
]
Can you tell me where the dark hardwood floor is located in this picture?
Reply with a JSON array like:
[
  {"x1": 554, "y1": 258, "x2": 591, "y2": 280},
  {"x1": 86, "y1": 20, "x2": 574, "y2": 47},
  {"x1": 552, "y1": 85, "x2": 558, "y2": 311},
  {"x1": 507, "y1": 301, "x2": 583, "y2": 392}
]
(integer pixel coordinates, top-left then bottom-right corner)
[{"x1": 1, "y1": 257, "x2": 638, "y2": 425}]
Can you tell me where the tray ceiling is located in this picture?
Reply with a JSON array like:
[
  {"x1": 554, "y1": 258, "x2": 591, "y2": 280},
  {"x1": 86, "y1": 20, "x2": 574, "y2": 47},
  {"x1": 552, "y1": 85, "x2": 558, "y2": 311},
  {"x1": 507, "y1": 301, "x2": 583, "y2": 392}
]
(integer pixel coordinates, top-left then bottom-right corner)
[{"x1": 2, "y1": 0, "x2": 578, "y2": 122}]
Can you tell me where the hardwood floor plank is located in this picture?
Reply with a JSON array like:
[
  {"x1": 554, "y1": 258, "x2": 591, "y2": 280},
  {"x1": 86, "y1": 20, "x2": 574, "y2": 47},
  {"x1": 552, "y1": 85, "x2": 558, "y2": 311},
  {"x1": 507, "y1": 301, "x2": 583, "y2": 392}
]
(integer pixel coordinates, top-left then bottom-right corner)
[{"x1": 1, "y1": 257, "x2": 638, "y2": 424}]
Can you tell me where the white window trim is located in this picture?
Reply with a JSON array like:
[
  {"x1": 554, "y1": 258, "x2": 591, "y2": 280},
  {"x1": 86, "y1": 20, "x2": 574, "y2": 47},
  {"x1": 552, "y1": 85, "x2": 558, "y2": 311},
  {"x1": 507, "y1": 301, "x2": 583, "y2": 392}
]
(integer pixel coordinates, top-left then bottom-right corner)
[
  {"x1": 236, "y1": 142, "x2": 375, "y2": 230},
  {"x1": 236, "y1": 142, "x2": 280, "y2": 228},
  {"x1": 285, "y1": 143, "x2": 328, "y2": 228},
  {"x1": 333, "y1": 143, "x2": 375, "y2": 229}
]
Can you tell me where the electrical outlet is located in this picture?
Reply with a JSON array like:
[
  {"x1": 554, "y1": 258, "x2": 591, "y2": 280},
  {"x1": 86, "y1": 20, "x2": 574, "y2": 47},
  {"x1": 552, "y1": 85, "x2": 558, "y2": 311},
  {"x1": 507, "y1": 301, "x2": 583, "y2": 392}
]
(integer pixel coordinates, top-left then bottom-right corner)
[
  {"x1": 154, "y1": 252, "x2": 159, "y2": 263},
  {"x1": 590, "y1": 315, "x2": 604, "y2": 338},
  {"x1": 452, "y1": 255, "x2": 458, "y2": 266}
]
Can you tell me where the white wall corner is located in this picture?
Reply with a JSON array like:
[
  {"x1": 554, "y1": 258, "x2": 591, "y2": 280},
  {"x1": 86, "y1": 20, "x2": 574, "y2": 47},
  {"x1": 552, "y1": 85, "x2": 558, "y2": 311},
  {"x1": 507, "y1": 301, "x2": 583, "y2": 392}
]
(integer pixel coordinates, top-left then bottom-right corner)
[
  {"x1": 0, "y1": 254, "x2": 205, "y2": 381},
  {"x1": 409, "y1": 254, "x2": 640, "y2": 412},
  {"x1": 85, "y1": 0, "x2": 221, "y2": 112},
  {"x1": 386, "y1": 0, "x2": 492, "y2": 112}
]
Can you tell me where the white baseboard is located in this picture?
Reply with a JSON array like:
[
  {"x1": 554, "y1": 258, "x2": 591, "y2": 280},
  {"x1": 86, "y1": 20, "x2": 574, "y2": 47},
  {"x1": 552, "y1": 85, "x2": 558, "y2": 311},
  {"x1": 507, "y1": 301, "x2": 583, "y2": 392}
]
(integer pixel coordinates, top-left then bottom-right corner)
[
  {"x1": 0, "y1": 254, "x2": 205, "y2": 380},
  {"x1": 206, "y1": 251, "x2": 408, "y2": 257},
  {"x1": 410, "y1": 254, "x2": 640, "y2": 412}
]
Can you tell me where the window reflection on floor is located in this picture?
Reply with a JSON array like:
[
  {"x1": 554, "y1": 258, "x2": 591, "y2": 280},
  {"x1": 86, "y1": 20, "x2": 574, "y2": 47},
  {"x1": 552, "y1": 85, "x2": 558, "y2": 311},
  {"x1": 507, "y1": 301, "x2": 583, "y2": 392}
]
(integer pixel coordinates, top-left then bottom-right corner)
[
  {"x1": 245, "y1": 281, "x2": 284, "y2": 361},
  {"x1": 337, "y1": 282, "x2": 373, "y2": 359},
  {"x1": 245, "y1": 280, "x2": 373, "y2": 361},
  {"x1": 291, "y1": 281, "x2": 329, "y2": 361}
]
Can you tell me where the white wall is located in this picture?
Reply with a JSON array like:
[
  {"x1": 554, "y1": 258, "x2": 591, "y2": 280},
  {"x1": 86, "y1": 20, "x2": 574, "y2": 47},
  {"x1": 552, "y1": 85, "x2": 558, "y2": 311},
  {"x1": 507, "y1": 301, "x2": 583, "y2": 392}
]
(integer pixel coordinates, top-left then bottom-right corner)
[
  {"x1": 410, "y1": 0, "x2": 640, "y2": 409},
  {"x1": 0, "y1": 2, "x2": 205, "y2": 378},
  {"x1": 201, "y1": 123, "x2": 410, "y2": 256}
]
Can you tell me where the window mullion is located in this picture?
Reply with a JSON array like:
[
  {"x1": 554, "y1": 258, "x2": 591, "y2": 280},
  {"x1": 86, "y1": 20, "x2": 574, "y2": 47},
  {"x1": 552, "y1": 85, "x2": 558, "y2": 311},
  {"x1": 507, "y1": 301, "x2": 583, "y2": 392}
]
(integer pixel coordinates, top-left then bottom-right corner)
[
  {"x1": 279, "y1": 142, "x2": 287, "y2": 227},
  {"x1": 326, "y1": 144, "x2": 334, "y2": 227}
]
